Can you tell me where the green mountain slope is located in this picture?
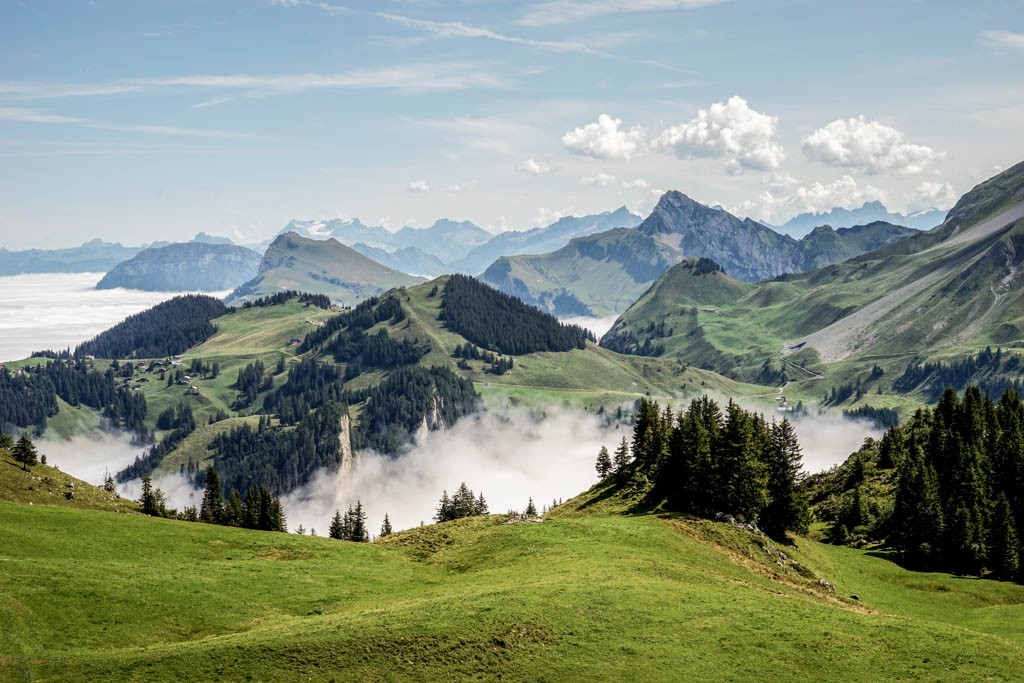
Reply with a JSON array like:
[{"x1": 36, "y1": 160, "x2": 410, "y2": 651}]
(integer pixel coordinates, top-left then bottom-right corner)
[
  {"x1": 227, "y1": 232, "x2": 425, "y2": 306},
  {"x1": 603, "y1": 162, "x2": 1024, "y2": 404},
  {"x1": 2, "y1": 486, "x2": 1024, "y2": 681},
  {"x1": 481, "y1": 192, "x2": 918, "y2": 317}
]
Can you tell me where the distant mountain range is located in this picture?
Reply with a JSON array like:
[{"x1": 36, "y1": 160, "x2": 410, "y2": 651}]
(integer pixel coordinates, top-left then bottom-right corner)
[
  {"x1": 480, "y1": 193, "x2": 919, "y2": 317},
  {"x1": 602, "y1": 161, "x2": 1024, "y2": 391},
  {"x1": 227, "y1": 232, "x2": 424, "y2": 306},
  {"x1": 0, "y1": 233, "x2": 240, "y2": 277},
  {"x1": 275, "y1": 208, "x2": 643, "y2": 277},
  {"x1": 776, "y1": 201, "x2": 945, "y2": 237},
  {"x1": 0, "y1": 239, "x2": 144, "y2": 276},
  {"x1": 97, "y1": 242, "x2": 261, "y2": 292}
]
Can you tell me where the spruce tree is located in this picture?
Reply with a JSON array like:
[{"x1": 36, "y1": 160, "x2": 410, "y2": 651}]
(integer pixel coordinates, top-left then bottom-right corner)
[
  {"x1": 12, "y1": 435, "x2": 38, "y2": 471},
  {"x1": 199, "y1": 466, "x2": 224, "y2": 524},
  {"x1": 761, "y1": 418, "x2": 809, "y2": 539},
  {"x1": 595, "y1": 445, "x2": 612, "y2": 478},
  {"x1": 380, "y1": 513, "x2": 393, "y2": 537},
  {"x1": 990, "y1": 494, "x2": 1020, "y2": 580},
  {"x1": 612, "y1": 436, "x2": 630, "y2": 480},
  {"x1": 223, "y1": 489, "x2": 244, "y2": 526},
  {"x1": 474, "y1": 492, "x2": 489, "y2": 515},
  {"x1": 435, "y1": 490, "x2": 452, "y2": 523},
  {"x1": 525, "y1": 497, "x2": 537, "y2": 517},
  {"x1": 329, "y1": 510, "x2": 344, "y2": 539}
]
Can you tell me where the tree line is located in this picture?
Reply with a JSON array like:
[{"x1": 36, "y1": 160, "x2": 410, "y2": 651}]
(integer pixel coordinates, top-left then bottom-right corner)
[
  {"x1": 241, "y1": 290, "x2": 332, "y2": 310},
  {"x1": 0, "y1": 360, "x2": 146, "y2": 436},
  {"x1": 139, "y1": 466, "x2": 286, "y2": 532},
  {"x1": 439, "y1": 274, "x2": 593, "y2": 356},
  {"x1": 605, "y1": 396, "x2": 809, "y2": 540},
  {"x1": 74, "y1": 295, "x2": 229, "y2": 359}
]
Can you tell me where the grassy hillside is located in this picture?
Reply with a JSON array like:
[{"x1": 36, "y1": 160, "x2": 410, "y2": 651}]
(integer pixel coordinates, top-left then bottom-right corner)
[
  {"x1": 227, "y1": 232, "x2": 425, "y2": 307},
  {"x1": 2, "y1": 484, "x2": 1024, "y2": 681},
  {"x1": 0, "y1": 449, "x2": 136, "y2": 513},
  {"x1": 603, "y1": 162, "x2": 1024, "y2": 411}
]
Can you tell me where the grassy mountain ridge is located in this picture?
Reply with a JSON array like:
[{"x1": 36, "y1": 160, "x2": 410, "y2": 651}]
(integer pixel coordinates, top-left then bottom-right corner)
[
  {"x1": 602, "y1": 163, "x2": 1024, "y2": 406},
  {"x1": 227, "y1": 232, "x2": 425, "y2": 306},
  {"x1": 481, "y1": 192, "x2": 918, "y2": 317},
  {"x1": 3, "y1": 480, "x2": 1024, "y2": 680}
]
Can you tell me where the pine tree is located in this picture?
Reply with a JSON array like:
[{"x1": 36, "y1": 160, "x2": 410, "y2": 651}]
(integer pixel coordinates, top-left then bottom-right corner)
[
  {"x1": 199, "y1": 466, "x2": 224, "y2": 524},
  {"x1": 102, "y1": 470, "x2": 117, "y2": 494},
  {"x1": 349, "y1": 501, "x2": 368, "y2": 542},
  {"x1": 223, "y1": 489, "x2": 244, "y2": 526},
  {"x1": 474, "y1": 492, "x2": 489, "y2": 515},
  {"x1": 761, "y1": 418, "x2": 809, "y2": 539},
  {"x1": 139, "y1": 476, "x2": 164, "y2": 516},
  {"x1": 329, "y1": 510, "x2": 344, "y2": 539},
  {"x1": 380, "y1": 513, "x2": 393, "y2": 537},
  {"x1": 612, "y1": 436, "x2": 630, "y2": 480},
  {"x1": 989, "y1": 494, "x2": 1020, "y2": 580},
  {"x1": 0, "y1": 433, "x2": 13, "y2": 452},
  {"x1": 595, "y1": 445, "x2": 612, "y2": 478},
  {"x1": 525, "y1": 497, "x2": 537, "y2": 517},
  {"x1": 434, "y1": 490, "x2": 452, "y2": 523},
  {"x1": 12, "y1": 435, "x2": 38, "y2": 471}
]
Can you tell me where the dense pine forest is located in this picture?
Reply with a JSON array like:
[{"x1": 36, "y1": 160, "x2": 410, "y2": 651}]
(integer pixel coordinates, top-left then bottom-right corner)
[
  {"x1": 811, "y1": 385, "x2": 1024, "y2": 582},
  {"x1": 893, "y1": 347, "x2": 1024, "y2": 400},
  {"x1": 348, "y1": 366, "x2": 479, "y2": 454},
  {"x1": 0, "y1": 360, "x2": 146, "y2": 435},
  {"x1": 210, "y1": 405, "x2": 348, "y2": 496},
  {"x1": 611, "y1": 396, "x2": 809, "y2": 540},
  {"x1": 439, "y1": 274, "x2": 593, "y2": 355},
  {"x1": 297, "y1": 294, "x2": 405, "y2": 354},
  {"x1": 74, "y1": 295, "x2": 229, "y2": 359}
]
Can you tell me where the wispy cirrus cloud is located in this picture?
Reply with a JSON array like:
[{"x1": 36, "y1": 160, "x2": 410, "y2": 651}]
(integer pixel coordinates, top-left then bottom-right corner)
[
  {"x1": 981, "y1": 30, "x2": 1024, "y2": 51},
  {"x1": 0, "y1": 106, "x2": 264, "y2": 140},
  {"x1": 377, "y1": 12, "x2": 606, "y2": 56},
  {"x1": 0, "y1": 63, "x2": 507, "y2": 101},
  {"x1": 518, "y1": 0, "x2": 727, "y2": 26}
]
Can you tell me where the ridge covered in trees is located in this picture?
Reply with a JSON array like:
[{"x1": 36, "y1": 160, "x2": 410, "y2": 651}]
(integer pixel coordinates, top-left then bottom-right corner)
[
  {"x1": 74, "y1": 295, "x2": 229, "y2": 359},
  {"x1": 348, "y1": 366, "x2": 479, "y2": 454},
  {"x1": 610, "y1": 396, "x2": 809, "y2": 539},
  {"x1": 209, "y1": 404, "x2": 348, "y2": 496},
  {"x1": 813, "y1": 385, "x2": 1024, "y2": 581},
  {"x1": 241, "y1": 290, "x2": 332, "y2": 310},
  {"x1": 0, "y1": 360, "x2": 146, "y2": 435},
  {"x1": 439, "y1": 274, "x2": 593, "y2": 355}
]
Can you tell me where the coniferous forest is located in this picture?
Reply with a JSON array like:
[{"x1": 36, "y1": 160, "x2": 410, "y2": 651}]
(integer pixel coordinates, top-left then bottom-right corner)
[
  {"x1": 0, "y1": 360, "x2": 146, "y2": 435},
  {"x1": 616, "y1": 396, "x2": 809, "y2": 540},
  {"x1": 74, "y1": 295, "x2": 229, "y2": 359},
  {"x1": 439, "y1": 274, "x2": 593, "y2": 355},
  {"x1": 809, "y1": 385, "x2": 1024, "y2": 582}
]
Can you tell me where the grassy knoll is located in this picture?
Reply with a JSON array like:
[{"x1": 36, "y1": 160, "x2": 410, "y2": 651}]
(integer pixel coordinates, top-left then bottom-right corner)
[
  {"x1": 0, "y1": 450, "x2": 136, "y2": 513},
  {"x1": 3, "y1": 478, "x2": 1024, "y2": 681}
]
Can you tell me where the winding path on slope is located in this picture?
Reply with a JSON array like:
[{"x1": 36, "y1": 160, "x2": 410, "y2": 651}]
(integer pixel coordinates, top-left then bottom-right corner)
[{"x1": 784, "y1": 201, "x2": 1024, "y2": 363}]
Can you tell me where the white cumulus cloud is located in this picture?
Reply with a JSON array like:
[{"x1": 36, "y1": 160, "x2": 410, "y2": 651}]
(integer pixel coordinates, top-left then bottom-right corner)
[
  {"x1": 580, "y1": 172, "x2": 616, "y2": 187},
  {"x1": 535, "y1": 207, "x2": 569, "y2": 226},
  {"x1": 801, "y1": 115, "x2": 943, "y2": 175},
  {"x1": 517, "y1": 158, "x2": 552, "y2": 175},
  {"x1": 621, "y1": 178, "x2": 650, "y2": 189},
  {"x1": 653, "y1": 95, "x2": 784, "y2": 172},
  {"x1": 406, "y1": 180, "x2": 430, "y2": 193},
  {"x1": 909, "y1": 180, "x2": 957, "y2": 212},
  {"x1": 733, "y1": 174, "x2": 886, "y2": 224},
  {"x1": 562, "y1": 113, "x2": 646, "y2": 160}
]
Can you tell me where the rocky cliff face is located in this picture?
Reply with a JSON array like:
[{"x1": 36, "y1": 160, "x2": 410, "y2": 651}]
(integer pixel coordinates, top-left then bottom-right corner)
[
  {"x1": 481, "y1": 191, "x2": 921, "y2": 317},
  {"x1": 97, "y1": 242, "x2": 262, "y2": 292}
]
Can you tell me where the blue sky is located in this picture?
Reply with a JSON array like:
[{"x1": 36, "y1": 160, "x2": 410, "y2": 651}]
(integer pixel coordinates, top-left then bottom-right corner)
[{"x1": 0, "y1": 0, "x2": 1021, "y2": 248}]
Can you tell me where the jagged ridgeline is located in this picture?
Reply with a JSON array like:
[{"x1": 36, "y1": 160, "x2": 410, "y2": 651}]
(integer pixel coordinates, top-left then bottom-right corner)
[
  {"x1": 807, "y1": 384, "x2": 1024, "y2": 583},
  {"x1": 74, "y1": 294, "x2": 229, "y2": 359},
  {"x1": 439, "y1": 274, "x2": 594, "y2": 355}
]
